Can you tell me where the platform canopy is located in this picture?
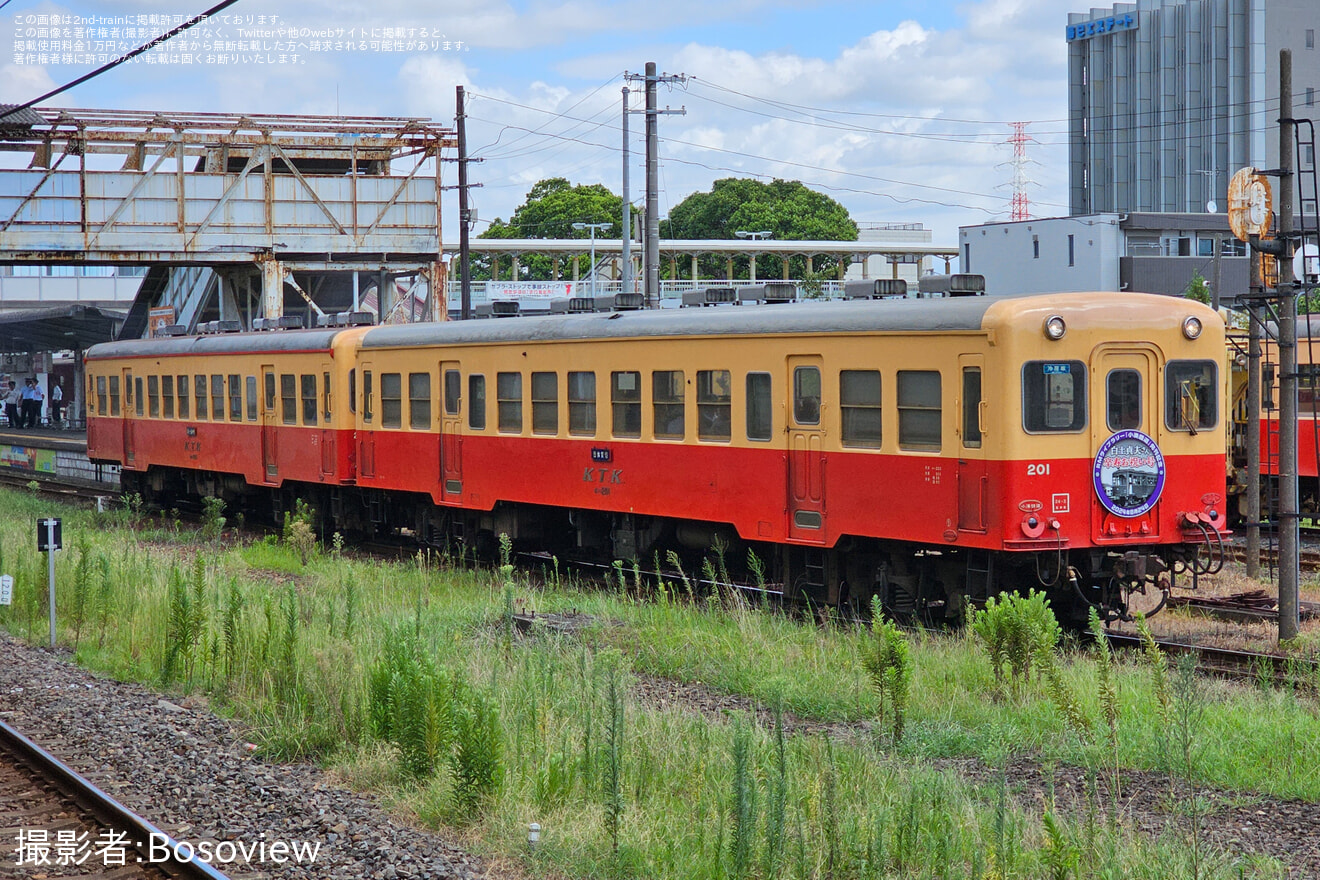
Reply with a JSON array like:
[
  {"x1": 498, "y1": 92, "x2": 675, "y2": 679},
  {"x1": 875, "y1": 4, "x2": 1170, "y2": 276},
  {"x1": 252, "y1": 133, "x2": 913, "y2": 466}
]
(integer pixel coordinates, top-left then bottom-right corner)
[{"x1": 0, "y1": 304, "x2": 124, "y2": 353}]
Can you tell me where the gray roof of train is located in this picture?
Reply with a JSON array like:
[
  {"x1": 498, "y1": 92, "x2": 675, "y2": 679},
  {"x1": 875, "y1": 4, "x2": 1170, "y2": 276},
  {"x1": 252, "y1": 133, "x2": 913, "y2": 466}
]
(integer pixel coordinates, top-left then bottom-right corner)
[
  {"x1": 86, "y1": 328, "x2": 345, "y2": 360},
  {"x1": 361, "y1": 297, "x2": 1004, "y2": 349}
]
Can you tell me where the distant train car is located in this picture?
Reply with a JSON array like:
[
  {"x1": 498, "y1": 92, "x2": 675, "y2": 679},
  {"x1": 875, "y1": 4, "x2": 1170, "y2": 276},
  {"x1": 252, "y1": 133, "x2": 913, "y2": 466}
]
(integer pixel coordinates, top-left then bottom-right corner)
[{"x1": 87, "y1": 292, "x2": 1228, "y2": 622}]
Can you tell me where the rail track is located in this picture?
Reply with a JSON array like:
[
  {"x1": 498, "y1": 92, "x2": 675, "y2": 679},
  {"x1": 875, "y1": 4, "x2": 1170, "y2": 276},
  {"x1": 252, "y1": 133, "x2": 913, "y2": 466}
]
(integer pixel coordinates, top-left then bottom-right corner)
[
  {"x1": 0, "y1": 717, "x2": 232, "y2": 879},
  {"x1": 1106, "y1": 631, "x2": 1320, "y2": 689}
]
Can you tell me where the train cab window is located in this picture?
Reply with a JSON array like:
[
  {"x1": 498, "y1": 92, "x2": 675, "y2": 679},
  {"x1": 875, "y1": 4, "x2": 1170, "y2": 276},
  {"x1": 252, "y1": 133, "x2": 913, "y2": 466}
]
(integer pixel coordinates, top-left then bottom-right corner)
[
  {"x1": 228, "y1": 374, "x2": 242, "y2": 421},
  {"x1": 793, "y1": 367, "x2": 821, "y2": 425},
  {"x1": 381, "y1": 373, "x2": 403, "y2": 429},
  {"x1": 653, "y1": 371, "x2": 685, "y2": 440},
  {"x1": 210, "y1": 375, "x2": 224, "y2": 421},
  {"x1": 134, "y1": 377, "x2": 144, "y2": 417},
  {"x1": 532, "y1": 372, "x2": 558, "y2": 435},
  {"x1": 1106, "y1": 369, "x2": 1141, "y2": 430},
  {"x1": 109, "y1": 375, "x2": 121, "y2": 416},
  {"x1": 162, "y1": 375, "x2": 174, "y2": 419},
  {"x1": 246, "y1": 377, "x2": 258, "y2": 421},
  {"x1": 363, "y1": 371, "x2": 373, "y2": 423},
  {"x1": 409, "y1": 372, "x2": 431, "y2": 429},
  {"x1": 840, "y1": 370, "x2": 882, "y2": 448},
  {"x1": 1022, "y1": 361, "x2": 1086, "y2": 433},
  {"x1": 697, "y1": 370, "x2": 731, "y2": 441},
  {"x1": 962, "y1": 367, "x2": 982, "y2": 448},
  {"x1": 568, "y1": 371, "x2": 596, "y2": 436},
  {"x1": 177, "y1": 375, "x2": 189, "y2": 419},
  {"x1": 612, "y1": 371, "x2": 641, "y2": 438},
  {"x1": 193, "y1": 376, "x2": 206, "y2": 420},
  {"x1": 277, "y1": 375, "x2": 295, "y2": 425},
  {"x1": 497, "y1": 372, "x2": 522, "y2": 433},
  {"x1": 302, "y1": 374, "x2": 318, "y2": 426},
  {"x1": 1165, "y1": 360, "x2": 1218, "y2": 432},
  {"x1": 96, "y1": 376, "x2": 107, "y2": 415},
  {"x1": 897, "y1": 370, "x2": 942, "y2": 450},
  {"x1": 148, "y1": 376, "x2": 160, "y2": 418},
  {"x1": 323, "y1": 372, "x2": 332, "y2": 420},
  {"x1": 469, "y1": 374, "x2": 486, "y2": 430},
  {"x1": 746, "y1": 373, "x2": 772, "y2": 441},
  {"x1": 444, "y1": 370, "x2": 461, "y2": 416}
]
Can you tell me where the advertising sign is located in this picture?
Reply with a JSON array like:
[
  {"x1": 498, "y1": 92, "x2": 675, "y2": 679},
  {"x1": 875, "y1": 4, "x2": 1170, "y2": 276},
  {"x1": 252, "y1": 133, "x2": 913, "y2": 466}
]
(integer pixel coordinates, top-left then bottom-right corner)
[{"x1": 1093, "y1": 430, "x2": 1165, "y2": 518}]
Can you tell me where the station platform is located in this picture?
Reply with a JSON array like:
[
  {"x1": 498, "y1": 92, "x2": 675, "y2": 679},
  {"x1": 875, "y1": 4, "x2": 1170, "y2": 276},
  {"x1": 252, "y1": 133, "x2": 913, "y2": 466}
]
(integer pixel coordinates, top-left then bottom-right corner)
[{"x1": 0, "y1": 425, "x2": 119, "y2": 488}]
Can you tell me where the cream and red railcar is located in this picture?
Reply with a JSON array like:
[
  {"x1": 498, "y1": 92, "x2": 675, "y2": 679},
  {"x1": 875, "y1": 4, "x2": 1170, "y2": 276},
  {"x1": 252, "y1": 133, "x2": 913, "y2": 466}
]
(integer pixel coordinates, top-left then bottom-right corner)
[{"x1": 87, "y1": 292, "x2": 1227, "y2": 620}]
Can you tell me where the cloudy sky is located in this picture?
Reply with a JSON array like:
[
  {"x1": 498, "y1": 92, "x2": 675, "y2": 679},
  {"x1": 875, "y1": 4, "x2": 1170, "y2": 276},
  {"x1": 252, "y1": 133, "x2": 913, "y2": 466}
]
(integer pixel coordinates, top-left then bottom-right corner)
[{"x1": 2, "y1": 0, "x2": 1078, "y2": 245}]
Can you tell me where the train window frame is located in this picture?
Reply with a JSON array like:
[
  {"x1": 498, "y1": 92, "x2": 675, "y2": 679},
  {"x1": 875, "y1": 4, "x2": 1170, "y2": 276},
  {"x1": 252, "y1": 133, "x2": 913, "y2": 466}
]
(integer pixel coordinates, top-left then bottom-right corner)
[
  {"x1": 746, "y1": 373, "x2": 772, "y2": 442},
  {"x1": 840, "y1": 369, "x2": 882, "y2": 449},
  {"x1": 897, "y1": 370, "x2": 942, "y2": 451},
  {"x1": 210, "y1": 375, "x2": 224, "y2": 422},
  {"x1": 611, "y1": 371, "x2": 641, "y2": 438},
  {"x1": 280, "y1": 374, "x2": 297, "y2": 425},
  {"x1": 697, "y1": 369, "x2": 732, "y2": 442},
  {"x1": 147, "y1": 375, "x2": 160, "y2": 418},
  {"x1": 962, "y1": 367, "x2": 982, "y2": 449},
  {"x1": 531, "y1": 371, "x2": 558, "y2": 435},
  {"x1": 444, "y1": 370, "x2": 461, "y2": 417},
  {"x1": 653, "y1": 370, "x2": 685, "y2": 440},
  {"x1": 363, "y1": 371, "x2": 373, "y2": 423},
  {"x1": 469, "y1": 374, "x2": 486, "y2": 430},
  {"x1": 193, "y1": 375, "x2": 206, "y2": 420},
  {"x1": 1021, "y1": 361, "x2": 1087, "y2": 434},
  {"x1": 381, "y1": 372, "x2": 403, "y2": 429},
  {"x1": 568, "y1": 371, "x2": 596, "y2": 436},
  {"x1": 265, "y1": 372, "x2": 276, "y2": 415},
  {"x1": 1164, "y1": 359, "x2": 1218, "y2": 432},
  {"x1": 348, "y1": 370, "x2": 357, "y2": 415},
  {"x1": 793, "y1": 366, "x2": 821, "y2": 426},
  {"x1": 1106, "y1": 368, "x2": 1142, "y2": 431},
  {"x1": 246, "y1": 377, "x2": 258, "y2": 422},
  {"x1": 177, "y1": 374, "x2": 189, "y2": 420},
  {"x1": 301, "y1": 374, "x2": 318, "y2": 426},
  {"x1": 96, "y1": 375, "x2": 107, "y2": 416},
  {"x1": 228, "y1": 374, "x2": 242, "y2": 422},
  {"x1": 109, "y1": 375, "x2": 121, "y2": 416},
  {"x1": 409, "y1": 372, "x2": 431, "y2": 430},
  {"x1": 497, "y1": 372, "x2": 523, "y2": 433},
  {"x1": 162, "y1": 375, "x2": 174, "y2": 419},
  {"x1": 323, "y1": 372, "x2": 332, "y2": 420},
  {"x1": 134, "y1": 377, "x2": 144, "y2": 417}
]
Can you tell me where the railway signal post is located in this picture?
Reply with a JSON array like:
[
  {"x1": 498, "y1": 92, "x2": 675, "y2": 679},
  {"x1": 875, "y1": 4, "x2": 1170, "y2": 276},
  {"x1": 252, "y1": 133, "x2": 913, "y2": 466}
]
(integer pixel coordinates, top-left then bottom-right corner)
[{"x1": 36, "y1": 517, "x2": 62, "y2": 647}]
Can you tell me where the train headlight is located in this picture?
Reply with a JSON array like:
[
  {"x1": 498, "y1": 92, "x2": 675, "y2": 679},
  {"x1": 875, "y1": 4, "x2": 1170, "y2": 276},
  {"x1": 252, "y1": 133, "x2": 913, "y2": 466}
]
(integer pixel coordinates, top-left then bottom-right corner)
[
  {"x1": 1182, "y1": 315, "x2": 1203, "y2": 339},
  {"x1": 1044, "y1": 315, "x2": 1066, "y2": 340}
]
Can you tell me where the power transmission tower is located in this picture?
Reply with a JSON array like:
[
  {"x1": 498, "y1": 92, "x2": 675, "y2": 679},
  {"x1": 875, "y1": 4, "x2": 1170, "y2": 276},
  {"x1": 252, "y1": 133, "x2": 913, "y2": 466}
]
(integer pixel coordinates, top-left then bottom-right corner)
[
  {"x1": 1003, "y1": 122, "x2": 1039, "y2": 221},
  {"x1": 626, "y1": 63, "x2": 685, "y2": 308}
]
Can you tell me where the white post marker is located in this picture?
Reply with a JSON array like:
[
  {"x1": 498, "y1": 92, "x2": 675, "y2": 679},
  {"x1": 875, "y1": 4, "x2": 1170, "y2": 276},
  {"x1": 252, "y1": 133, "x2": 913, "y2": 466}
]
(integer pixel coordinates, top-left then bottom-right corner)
[
  {"x1": 37, "y1": 518, "x2": 62, "y2": 647},
  {"x1": 0, "y1": 574, "x2": 13, "y2": 605}
]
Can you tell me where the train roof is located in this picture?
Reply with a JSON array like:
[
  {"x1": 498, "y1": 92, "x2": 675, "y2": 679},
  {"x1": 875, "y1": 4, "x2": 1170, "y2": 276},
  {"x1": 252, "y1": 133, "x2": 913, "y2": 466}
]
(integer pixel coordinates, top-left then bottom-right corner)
[{"x1": 85, "y1": 327, "x2": 347, "y2": 360}]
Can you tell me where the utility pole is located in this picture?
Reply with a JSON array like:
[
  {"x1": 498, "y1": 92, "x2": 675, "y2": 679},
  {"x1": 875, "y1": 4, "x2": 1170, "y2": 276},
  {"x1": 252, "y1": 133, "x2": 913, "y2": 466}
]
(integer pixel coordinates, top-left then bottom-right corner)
[
  {"x1": 1276, "y1": 50, "x2": 1300, "y2": 641},
  {"x1": 456, "y1": 85, "x2": 473, "y2": 321},
  {"x1": 626, "y1": 64, "x2": 685, "y2": 308},
  {"x1": 1246, "y1": 239, "x2": 1262, "y2": 579},
  {"x1": 621, "y1": 87, "x2": 632, "y2": 299}
]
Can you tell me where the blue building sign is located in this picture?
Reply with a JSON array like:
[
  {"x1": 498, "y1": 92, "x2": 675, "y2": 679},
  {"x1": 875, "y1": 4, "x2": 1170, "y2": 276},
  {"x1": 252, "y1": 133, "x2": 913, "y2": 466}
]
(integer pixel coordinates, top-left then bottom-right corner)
[{"x1": 1066, "y1": 13, "x2": 1137, "y2": 42}]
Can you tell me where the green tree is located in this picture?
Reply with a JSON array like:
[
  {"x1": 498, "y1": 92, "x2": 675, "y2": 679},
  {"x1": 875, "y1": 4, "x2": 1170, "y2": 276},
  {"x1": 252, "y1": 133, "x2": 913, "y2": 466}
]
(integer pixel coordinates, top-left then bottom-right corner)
[
  {"x1": 662, "y1": 178, "x2": 858, "y2": 280},
  {"x1": 1183, "y1": 269, "x2": 1211, "y2": 305},
  {"x1": 475, "y1": 178, "x2": 628, "y2": 281}
]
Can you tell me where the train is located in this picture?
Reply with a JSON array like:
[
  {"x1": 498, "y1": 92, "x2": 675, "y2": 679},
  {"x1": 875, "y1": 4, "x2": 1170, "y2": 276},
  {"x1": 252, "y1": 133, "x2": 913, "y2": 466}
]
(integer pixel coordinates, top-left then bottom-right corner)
[{"x1": 84, "y1": 290, "x2": 1229, "y2": 623}]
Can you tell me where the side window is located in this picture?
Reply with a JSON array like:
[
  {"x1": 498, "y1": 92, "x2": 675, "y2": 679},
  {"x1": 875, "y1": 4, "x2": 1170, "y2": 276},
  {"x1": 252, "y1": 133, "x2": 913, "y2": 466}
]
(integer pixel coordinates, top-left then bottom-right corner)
[
  {"x1": 265, "y1": 372, "x2": 276, "y2": 415},
  {"x1": 193, "y1": 375, "x2": 206, "y2": 420},
  {"x1": 363, "y1": 370, "x2": 374, "y2": 423},
  {"x1": 281, "y1": 374, "x2": 297, "y2": 425},
  {"x1": 210, "y1": 375, "x2": 224, "y2": 421},
  {"x1": 323, "y1": 372, "x2": 332, "y2": 420},
  {"x1": 444, "y1": 370, "x2": 461, "y2": 416},
  {"x1": 612, "y1": 371, "x2": 641, "y2": 438},
  {"x1": 497, "y1": 372, "x2": 522, "y2": 433},
  {"x1": 468, "y1": 374, "x2": 486, "y2": 430},
  {"x1": 301, "y1": 374, "x2": 318, "y2": 426},
  {"x1": 897, "y1": 370, "x2": 941, "y2": 450},
  {"x1": 793, "y1": 366, "x2": 821, "y2": 425},
  {"x1": 134, "y1": 377, "x2": 144, "y2": 416},
  {"x1": 162, "y1": 375, "x2": 174, "y2": 419},
  {"x1": 840, "y1": 370, "x2": 881, "y2": 448},
  {"x1": 1165, "y1": 360, "x2": 1218, "y2": 431},
  {"x1": 962, "y1": 367, "x2": 982, "y2": 448},
  {"x1": 381, "y1": 373, "x2": 402, "y2": 428},
  {"x1": 109, "y1": 375, "x2": 120, "y2": 416},
  {"x1": 568, "y1": 371, "x2": 596, "y2": 436},
  {"x1": 228, "y1": 374, "x2": 242, "y2": 421},
  {"x1": 177, "y1": 374, "x2": 189, "y2": 419},
  {"x1": 746, "y1": 373, "x2": 772, "y2": 441},
  {"x1": 532, "y1": 371, "x2": 558, "y2": 435},
  {"x1": 409, "y1": 372, "x2": 431, "y2": 429},
  {"x1": 697, "y1": 370, "x2": 731, "y2": 441},
  {"x1": 148, "y1": 375, "x2": 160, "y2": 418},
  {"x1": 96, "y1": 376, "x2": 107, "y2": 415},
  {"x1": 1106, "y1": 369, "x2": 1141, "y2": 431},
  {"x1": 349, "y1": 369, "x2": 357, "y2": 415},
  {"x1": 653, "y1": 370, "x2": 685, "y2": 440},
  {"x1": 246, "y1": 377, "x2": 257, "y2": 421},
  {"x1": 1022, "y1": 361, "x2": 1087, "y2": 433}
]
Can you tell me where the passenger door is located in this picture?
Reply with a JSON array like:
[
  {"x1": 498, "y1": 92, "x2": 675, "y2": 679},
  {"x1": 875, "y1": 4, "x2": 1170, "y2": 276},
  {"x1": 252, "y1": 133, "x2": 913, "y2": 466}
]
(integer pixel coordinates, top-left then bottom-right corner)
[
  {"x1": 956, "y1": 355, "x2": 987, "y2": 532},
  {"x1": 358, "y1": 363, "x2": 376, "y2": 478},
  {"x1": 319, "y1": 370, "x2": 336, "y2": 478},
  {"x1": 787, "y1": 356, "x2": 826, "y2": 542},
  {"x1": 1090, "y1": 345, "x2": 1160, "y2": 541},
  {"x1": 440, "y1": 362, "x2": 463, "y2": 498},
  {"x1": 261, "y1": 366, "x2": 278, "y2": 481},
  {"x1": 122, "y1": 368, "x2": 135, "y2": 465}
]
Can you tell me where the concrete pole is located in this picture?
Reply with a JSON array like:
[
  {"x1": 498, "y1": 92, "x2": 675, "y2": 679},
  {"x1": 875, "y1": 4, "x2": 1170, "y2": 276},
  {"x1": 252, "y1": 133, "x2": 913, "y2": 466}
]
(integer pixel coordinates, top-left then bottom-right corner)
[
  {"x1": 621, "y1": 87, "x2": 632, "y2": 299},
  {"x1": 645, "y1": 62, "x2": 660, "y2": 309},
  {"x1": 1247, "y1": 239, "x2": 1262, "y2": 579},
  {"x1": 1277, "y1": 49, "x2": 1300, "y2": 642}
]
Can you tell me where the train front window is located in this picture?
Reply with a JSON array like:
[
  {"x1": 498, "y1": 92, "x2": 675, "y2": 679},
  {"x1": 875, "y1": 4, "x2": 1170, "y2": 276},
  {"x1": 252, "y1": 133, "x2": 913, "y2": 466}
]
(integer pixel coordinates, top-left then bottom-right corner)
[
  {"x1": 1106, "y1": 369, "x2": 1141, "y2": 430},
  {"x1": 1022, "y1": 361, "x2": 1086, "y2": 433},
  {"x1": 1165, "y1": 360, "x2": 1217, "y2": 432}
]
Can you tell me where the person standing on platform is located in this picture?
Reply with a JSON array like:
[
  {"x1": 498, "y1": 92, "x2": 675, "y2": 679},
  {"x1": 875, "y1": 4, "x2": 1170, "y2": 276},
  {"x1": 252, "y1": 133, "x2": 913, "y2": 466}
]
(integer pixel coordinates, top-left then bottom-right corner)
[
  {"x1": 3, "y1": 380, "x2": 19, "y2": 428},
  {"x1": 49, "y1": 378, "x2": 63, "y2": 427},
  {"x1": 19, "y1": 378, "x2": 35, "y2": 428},
  {"x1": 29, "y1": 378, "x2": 44, "y2": 427}
]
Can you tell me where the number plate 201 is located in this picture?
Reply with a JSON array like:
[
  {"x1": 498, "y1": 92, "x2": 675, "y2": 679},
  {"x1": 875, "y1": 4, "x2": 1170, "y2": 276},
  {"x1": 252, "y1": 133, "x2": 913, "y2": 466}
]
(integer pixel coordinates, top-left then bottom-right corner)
[{"x1": 1027, "y1": 463, "x2": 1051, "y2": 476}]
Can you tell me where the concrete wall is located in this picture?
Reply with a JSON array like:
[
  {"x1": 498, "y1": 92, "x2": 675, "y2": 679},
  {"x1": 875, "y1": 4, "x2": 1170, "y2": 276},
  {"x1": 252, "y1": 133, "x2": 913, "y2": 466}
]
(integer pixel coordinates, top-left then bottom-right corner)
[
  {"x1": 959, "y1": 215, "x2": 1123, "y2": 295},
  {"x1": 1120, "y1": 254, "x2": 1250, "y2": 298}
]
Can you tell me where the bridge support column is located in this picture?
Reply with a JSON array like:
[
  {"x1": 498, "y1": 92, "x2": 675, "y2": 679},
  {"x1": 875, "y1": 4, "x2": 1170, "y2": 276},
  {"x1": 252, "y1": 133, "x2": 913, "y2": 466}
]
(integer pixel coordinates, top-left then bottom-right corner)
[{"x1": 260, "y1": 256, "x2": 284, "y2": 319}]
